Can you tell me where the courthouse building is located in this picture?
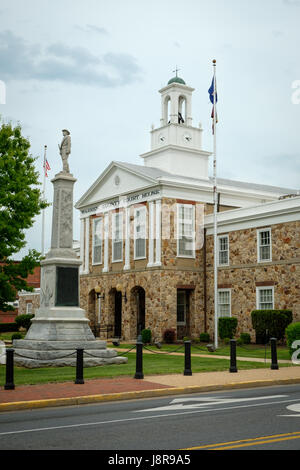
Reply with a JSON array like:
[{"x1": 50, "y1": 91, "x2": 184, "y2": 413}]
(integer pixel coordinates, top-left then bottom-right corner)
[{"x1": 75, "y1": 75, "x2": 300, "y2": 341}]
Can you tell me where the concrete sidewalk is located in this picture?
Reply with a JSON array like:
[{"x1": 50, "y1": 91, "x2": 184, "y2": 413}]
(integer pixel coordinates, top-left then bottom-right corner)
[{"x1": 1, "y1": 365, "x2": 300, "y2": 413}]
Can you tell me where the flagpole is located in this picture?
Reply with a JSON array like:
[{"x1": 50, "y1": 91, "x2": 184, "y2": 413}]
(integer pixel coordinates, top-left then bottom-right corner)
[
  {"x1": 41, "y1": 145, "x2": 47, "y2": 257},
  {"x1": 212, "y1": 59, "x2": 218, "y2": 349}
]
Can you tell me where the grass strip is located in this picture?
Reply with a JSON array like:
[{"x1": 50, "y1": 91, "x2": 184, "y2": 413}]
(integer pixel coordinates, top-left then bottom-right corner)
[{"x1": 0, "y1": 352, "x2": 292, "y2": 387}]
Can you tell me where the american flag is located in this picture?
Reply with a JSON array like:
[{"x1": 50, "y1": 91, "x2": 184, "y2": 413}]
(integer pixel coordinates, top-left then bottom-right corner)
[{"x1": 44, "y1": 158, "x2": 51, "y2": 177}]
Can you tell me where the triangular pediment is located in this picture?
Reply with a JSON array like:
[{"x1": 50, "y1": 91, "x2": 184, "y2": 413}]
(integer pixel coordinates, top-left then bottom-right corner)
[{"x1": 75, "y1": 161, "x2": 158, "y2": 209}]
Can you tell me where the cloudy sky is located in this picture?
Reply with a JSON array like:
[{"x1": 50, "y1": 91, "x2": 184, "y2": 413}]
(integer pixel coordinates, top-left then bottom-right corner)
[{"x1": 0, "y1": 0, "x2": 299, "y2": 259}]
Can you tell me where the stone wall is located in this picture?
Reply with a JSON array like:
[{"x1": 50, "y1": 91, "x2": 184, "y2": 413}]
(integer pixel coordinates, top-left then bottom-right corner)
[{"x1": 205, "y1": 221, "x2": 300, "y2": 340}]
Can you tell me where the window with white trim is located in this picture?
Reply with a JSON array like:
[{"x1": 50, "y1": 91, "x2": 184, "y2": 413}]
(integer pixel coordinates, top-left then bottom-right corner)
[
  {"x1": 218, "y1": 289, "x2": 231, "y2": 317},
  {"x1": 92, "y1": 217, "x2": 103, "y2": 265},
  {"x1": 112, "y1": 212, "x2": 123, "y2": 262},
  {"x1": 218, "y1": 235, "x2": 229, "y2": 266},
  {"x1": 26, "y1": 302, "x2": 33, "y2": 314},
  {"x1": 257, "y1": 287, "x2": 274, "y2": 310},
  {"x1": 134, "y1": 206, "x2": 146, "y2": 259},
  {"x1": 258, "y1": 228, "x2": 272, "y2": 262},
  {"x1": 177, "y1": 204, "x2": 195, "y2": 257}
]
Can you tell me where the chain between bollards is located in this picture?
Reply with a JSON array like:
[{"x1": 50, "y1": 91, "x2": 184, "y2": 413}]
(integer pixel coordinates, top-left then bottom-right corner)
[
  {"x1": 5, "y1": 348, "x2": 15, "y2": 390},
  {"x1": 270, "y1": 337, "x2": 279, "y2": 370},
  {"x1": 229, "y1": 339, "x2": 238, "y2": 373},
  {"x1": 75, "y1": 348, "x2": 84, "y2": 384},
  {"x1": 184, "y1": 341, "x2": 192, "y2": 376}
]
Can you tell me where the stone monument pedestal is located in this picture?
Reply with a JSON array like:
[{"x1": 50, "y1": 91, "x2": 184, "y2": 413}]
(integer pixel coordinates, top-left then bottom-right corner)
[{"x1": 13, "y1": 171, "x2": 127, "y2": 368}]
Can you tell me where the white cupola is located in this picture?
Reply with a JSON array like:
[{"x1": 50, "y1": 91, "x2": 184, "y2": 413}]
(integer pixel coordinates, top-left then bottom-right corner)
[{"x1": 140, "y1": 73, "x2": 211, "y2": 180}]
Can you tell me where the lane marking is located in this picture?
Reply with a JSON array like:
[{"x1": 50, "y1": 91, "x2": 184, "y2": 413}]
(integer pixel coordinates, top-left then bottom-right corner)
[
  {"x1": 0, "y1": 397, "x2": 299, "y2": 438},
  {"x1": 136, "y1": 395, "x2": 287, "y2": 412},
  {"x1": 182, "y1": 431, "x2": 300, "y2": 450}
]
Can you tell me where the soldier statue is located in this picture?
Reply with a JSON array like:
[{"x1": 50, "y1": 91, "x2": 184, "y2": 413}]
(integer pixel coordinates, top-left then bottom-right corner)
[{"x1": 59, "y1": 129, "x2": 71, "y2": 173}]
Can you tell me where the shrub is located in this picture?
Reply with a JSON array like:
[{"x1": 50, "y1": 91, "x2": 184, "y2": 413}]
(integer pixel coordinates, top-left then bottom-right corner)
[
  {"x1": 223, "y1": 337, "x2": 231, "y2": 345},
  {"x1": 11, "y1": 332, "x2": 23, "y2": 340},
  {"x1": 163, "y1": 329, "x2": 176, "y2": 344},
  {"x1": 141, "y1": 329, "x2": 152, "y2": 344},
  {"x1": 200, "y1": 332, "x2": 210, "y2": 342},
  {"x1": 251, "y1": 310, "x2": 293, "y2": 344},
  {"x1": 240, "y1": 333, "x2": 251, "y2": 344},
  {"x1": 15, "y1": 314, "x2": 34, "y2": 331},
  {"x1": 183, "y1": 336, "x2": 190, "y2": 342},
  {"x1": 285, "y1": 322, "x2": 300, "y2": 358},
  {"x1": 0, "y1": 322, "x2": 18, "y2": 332},
  {"x1": 218, "y1": 317, "x2": 238, "y2": 339}
]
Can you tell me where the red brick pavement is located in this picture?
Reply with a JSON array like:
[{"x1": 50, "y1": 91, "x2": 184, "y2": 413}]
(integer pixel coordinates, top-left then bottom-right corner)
[{"x1": 0, "y1": 378, "x2": 171, "y2": 404}]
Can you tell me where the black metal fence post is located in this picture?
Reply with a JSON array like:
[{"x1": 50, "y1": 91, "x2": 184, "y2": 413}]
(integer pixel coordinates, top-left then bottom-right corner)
[
  {"x1": 270, "y1": 337, "x2": 279, "y2": 370},
  {"x1": 75, "y1": 348, "x2": 84, "y2": 384},
  {"x1": 229, "y1": 339, "x2": 238, "y2": 373},
  {"x1": 184, "y1": 341, "x2": 192, "y2": 376},
  {"x1": 5, "y1": 348, "x2": 15, "y2": 390},
  {"x1": 134, "y1": 339, "x2": 144, "y2": 379}
]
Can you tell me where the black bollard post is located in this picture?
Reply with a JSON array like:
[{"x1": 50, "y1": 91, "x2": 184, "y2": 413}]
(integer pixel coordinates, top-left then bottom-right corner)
[
  {"x1": 5, "y1": 348, "x2": 15, "y2": 390},
  {"x1": 270, "y1": 337, "x2": 279, "y2": 370},
  {"x1": 134, "y1": 339, "x2": 144, "y2": 379},
  {"x1": 75, "y1": 349, "x2": 84, "y2": 384},
  {"x1": 229, "y1": 339, "x2": 238, "y2": 373},
  {"x1": 184, "y1": 341, "x2": 192, "y2": 376}
]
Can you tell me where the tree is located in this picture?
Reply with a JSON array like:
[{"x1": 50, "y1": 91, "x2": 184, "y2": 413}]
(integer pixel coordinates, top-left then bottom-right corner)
[{"x1": 0, "y1": 120, "x2": 48, "y2": 311}]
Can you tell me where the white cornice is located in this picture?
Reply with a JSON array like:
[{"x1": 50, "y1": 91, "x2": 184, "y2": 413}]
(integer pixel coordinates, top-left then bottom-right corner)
[
  {"x1": 140, "y1": 144, "x2": 212, "y2": 159},
  {"x1": 205, "y1": 196, "x2": 300, "y2": 234}
]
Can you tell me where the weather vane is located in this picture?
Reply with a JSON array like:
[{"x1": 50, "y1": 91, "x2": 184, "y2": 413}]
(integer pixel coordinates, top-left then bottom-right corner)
[{"x1": 173, "y1": 65, "x2": 180, "y2": 77}]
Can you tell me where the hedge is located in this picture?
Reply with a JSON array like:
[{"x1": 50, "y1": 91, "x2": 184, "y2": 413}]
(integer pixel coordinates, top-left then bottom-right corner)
[
  {"x1": 141, "y1": 329, "x2": 152, "y2": 344},
  {"x1": 0, "y1": 322, "x2": 18, "y2": 332},
  {"x1": 218, "y1": 317, "x2": 238, "y2": 339},
  {"x1": 15, "y1": 314, "x2": 34, "y2": 331},
  {"x1": 251, "y1": 310, "x2": 293, "y2": 344},
  {"x1": 285, "y1": 322, "x2": 300, "y2": 358}
]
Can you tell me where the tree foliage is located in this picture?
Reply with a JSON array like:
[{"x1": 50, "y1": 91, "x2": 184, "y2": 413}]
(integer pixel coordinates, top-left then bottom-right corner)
[{"x1": 0, "y1": 120, "x2": 48, "y2": 311}]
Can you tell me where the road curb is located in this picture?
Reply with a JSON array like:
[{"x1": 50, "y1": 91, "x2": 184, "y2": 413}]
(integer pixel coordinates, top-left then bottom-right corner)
[{"x1": 1, "y1": 377, "x2": 300, "y2": 412}]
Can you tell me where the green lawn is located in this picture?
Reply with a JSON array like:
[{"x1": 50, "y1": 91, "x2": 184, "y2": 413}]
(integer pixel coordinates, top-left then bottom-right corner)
[
  {"x1": 108, "y1": 342, "x2": 291, "y2": 361},
  {"x1": 0, "y1": 351, "x2": 287, "y2": 387}
]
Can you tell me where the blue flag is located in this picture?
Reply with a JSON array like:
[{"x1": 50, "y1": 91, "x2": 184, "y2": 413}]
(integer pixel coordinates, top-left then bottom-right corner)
[{"x1": 208, "y1": 77, "x2": 217, "y2": 104}]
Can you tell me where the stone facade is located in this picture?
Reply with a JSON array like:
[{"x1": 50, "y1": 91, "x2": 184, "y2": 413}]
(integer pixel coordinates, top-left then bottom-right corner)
[
  {"x1": 205, "y1": 220, "x2": 300, "y2": 340},
  {"x1": 79, "y1": 198, "x2": 300, "y2": 342}
]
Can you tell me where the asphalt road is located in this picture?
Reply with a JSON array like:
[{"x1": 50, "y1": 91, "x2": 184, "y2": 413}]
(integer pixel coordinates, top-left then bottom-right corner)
[{"x1": 1, "y1": 384, "x2": 300, "y2": 455}]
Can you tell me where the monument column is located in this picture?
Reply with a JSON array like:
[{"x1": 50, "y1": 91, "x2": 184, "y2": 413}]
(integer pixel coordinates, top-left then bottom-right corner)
[{"x1": 12, "y1": 130, "x2": 127, "y2": 368}]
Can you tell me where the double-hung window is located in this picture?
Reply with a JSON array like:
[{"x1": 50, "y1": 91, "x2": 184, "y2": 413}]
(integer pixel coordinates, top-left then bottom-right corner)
[
  {"x1": 257, "y1": 228, "x2": 272, "y2": 262},
  {"x1": 256, "y1": 287, "x2": 274, "y2": 310},
  {"x1": 92, "y1": 217, "x2": 103, "y2": 265},
  {"x1": 218, "y1": 235, "x2": 229, "y2": 266},
  {"x1": 134, "y1": 206, "x2": 146, "y2": 259},
  {"x1": 177, "y1": 204, "x2": 195, "y2": 257},
  {"x1": 112, "y1": 212, "x2": 123, "y2": 262},
  {"x1": 218, "y1": 289, "x2": 231, "y2": 317}
]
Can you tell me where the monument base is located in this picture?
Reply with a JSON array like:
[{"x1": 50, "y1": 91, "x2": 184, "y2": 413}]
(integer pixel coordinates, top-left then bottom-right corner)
[{"x1": 12, "y1": 339, "x2": 127, "y2": 368}]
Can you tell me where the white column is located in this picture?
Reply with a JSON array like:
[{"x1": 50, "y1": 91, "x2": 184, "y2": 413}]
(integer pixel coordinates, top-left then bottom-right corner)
[
  {"x1": 124, "y1": 206, "x2": 130, "y2": 270},
  {"x1": 154, "y1": 199, "x2": 161, "y2": 266},
  {"x1": 79, "y1": 218, "x2": 85, "y2": 273},
  {"x1": 103, "y1": 212, "x2": 109, "y2": 272},
  {"x1": 147, "y1": 201, "x2": 155, "y2": 267},
  {"x1": 84, "y1": 217, "x2": 90, "y2": 274}
]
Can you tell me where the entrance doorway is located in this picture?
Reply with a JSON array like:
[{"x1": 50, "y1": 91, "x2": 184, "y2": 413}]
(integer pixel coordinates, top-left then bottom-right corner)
[
  {"x1": 114, "y1": 291, "x2": 122, "y2": 338},
  {"x1": 177, "y1": 289, "x2": 190, "y2": 340},
  {"x1": 130, "y1": 286, "x2": 146, "y2": 337}
]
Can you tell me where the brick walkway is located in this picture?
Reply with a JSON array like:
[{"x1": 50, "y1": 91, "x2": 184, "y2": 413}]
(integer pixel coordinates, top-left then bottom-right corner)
[{"x1": 0, "y1": 377, "x2": 170, "y2": 404}]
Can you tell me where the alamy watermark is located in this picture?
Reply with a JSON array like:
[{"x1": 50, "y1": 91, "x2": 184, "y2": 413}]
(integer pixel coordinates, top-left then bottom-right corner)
[
  {"x1": 291, "y1": 340, "x2": 300, "y2": 364},
  {"x1": 0, "y1": 80, "x2": 6, "y2": 104},
  {"x1": 291, "y1": 80, "x2": 300, "y2": 104}
]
